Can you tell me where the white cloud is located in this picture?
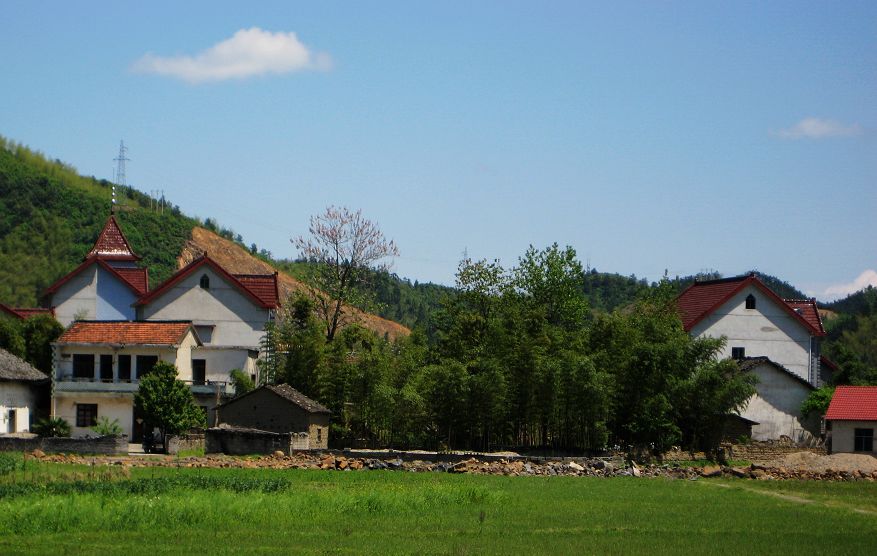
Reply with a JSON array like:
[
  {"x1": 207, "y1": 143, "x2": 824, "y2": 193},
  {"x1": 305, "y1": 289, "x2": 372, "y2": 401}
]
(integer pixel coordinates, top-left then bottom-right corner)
[
  {"x1": 822, "y1": 269, "x2": 877, "y2": 300},
  {"x1": 773, "y1": 117, "x2": 862, "y2": 139},
  {"x1": 132, "y1": 28, "x2": 331, "y2": 83}
]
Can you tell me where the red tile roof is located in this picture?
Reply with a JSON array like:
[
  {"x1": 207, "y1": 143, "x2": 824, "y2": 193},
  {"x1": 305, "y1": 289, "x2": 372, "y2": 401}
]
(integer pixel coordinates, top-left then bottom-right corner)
[
  {"x1": 45, "y1": 259, "x2": 147, "y2": 297},
  {"x1": 136, "y1": 256, "x2": 279, "y2": 309},
  {"x1": 114, "y1": 267, "x2": 149, "y2": 296},
  {"x1": 86, "y1": 216, "x2": 140, "y2": 261},
  {"x1": 0, "y1": 303, "x2": 53, "y2": 320},
  {"x1": 783, "y1": 299, "x2": 826, "y2": 335},
  {"x1": 58, "y1": 321, "x2": 197, "y2": 346},
  {"x1": 825, "y1": 386, "x2": 877, "y2": 421},
  {"x1": 675, "y1": 274, "x2": 825, "y2": 337},
  {"x1": 234, "y1": 274, "x2": 280, "y2": 308}
]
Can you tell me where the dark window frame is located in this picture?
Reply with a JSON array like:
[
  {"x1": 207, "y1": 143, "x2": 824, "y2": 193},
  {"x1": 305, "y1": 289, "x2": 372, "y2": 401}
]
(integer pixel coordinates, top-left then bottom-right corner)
[
  {"x1": 192, "y1": 359, "x2": 206, "y2": 385},
  {"x1": 118, "y1": 354, "x2": 132, "y2": 382},
  {"x1": 72, "y1": 354, "x2": 95, "y2": 380},
  {"x1": 199, "y1": 274, "x2": 210, "y2": 289},
  {"x1": 731, "y1": 347, "x2": 746, "y2": 360},
  {"x1": 76, "y1": 404, "x2": 98, "y2": 427},
  {"x1": 854, "y1": 428, "x2": 874, "y2": 452},
  {"x1": 136, "y1": 355, "x2": 159, "y2": 379},
  {"x1": 745, "y1": 294, "x2": 756, "y2": 310},
  {"x1": 100, "y1": 354, "x2": 113, "y2": 382}
]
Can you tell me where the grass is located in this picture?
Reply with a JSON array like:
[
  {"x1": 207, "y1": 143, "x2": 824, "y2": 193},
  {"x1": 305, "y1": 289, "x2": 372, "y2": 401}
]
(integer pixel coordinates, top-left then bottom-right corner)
[{"x1": 1, "y1": 454, "x2": 876, "y2": 554}]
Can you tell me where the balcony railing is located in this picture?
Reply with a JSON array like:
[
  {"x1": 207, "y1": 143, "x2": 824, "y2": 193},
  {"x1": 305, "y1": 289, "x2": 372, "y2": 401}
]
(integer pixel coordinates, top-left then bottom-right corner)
[{"x1": 55, "y1": 375, "x2": 233, "y2": 395}]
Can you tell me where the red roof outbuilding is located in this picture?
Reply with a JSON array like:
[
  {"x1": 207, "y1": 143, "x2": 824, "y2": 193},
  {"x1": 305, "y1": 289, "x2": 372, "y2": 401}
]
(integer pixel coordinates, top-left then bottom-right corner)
[
  {"x1": 825, "y1": 386, "x2": 877, "y2": 422},
  {"x1": 0, "y1": 303, "x2": 54, "y2": 320},
  {"x1": 58, "y1": 321, "x2": 198, "y2": 346}
]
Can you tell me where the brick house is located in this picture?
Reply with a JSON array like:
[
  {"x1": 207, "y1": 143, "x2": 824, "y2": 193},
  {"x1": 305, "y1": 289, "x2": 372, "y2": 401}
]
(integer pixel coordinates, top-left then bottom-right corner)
[{"x1": 216, "y1": 384, "x2": 330, "y2": 449}]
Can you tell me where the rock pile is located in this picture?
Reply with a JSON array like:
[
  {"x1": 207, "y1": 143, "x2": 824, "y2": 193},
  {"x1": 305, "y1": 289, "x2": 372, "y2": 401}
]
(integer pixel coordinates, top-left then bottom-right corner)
[{"x1": 26, "y1": 450, "x2": 877, "y2": 481}]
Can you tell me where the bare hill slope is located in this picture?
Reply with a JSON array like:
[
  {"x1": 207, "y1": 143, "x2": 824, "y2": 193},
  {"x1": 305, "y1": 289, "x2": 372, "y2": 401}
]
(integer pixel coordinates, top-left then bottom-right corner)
[{"x1": 179, "y1": 227, "x2": 411, "y2": 340}]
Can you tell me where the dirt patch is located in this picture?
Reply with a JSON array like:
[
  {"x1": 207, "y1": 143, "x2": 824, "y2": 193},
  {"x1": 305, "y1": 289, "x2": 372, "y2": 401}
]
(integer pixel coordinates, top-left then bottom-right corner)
[{"x1": 771, "y1": 452, "x2": 877, "y2": 474}]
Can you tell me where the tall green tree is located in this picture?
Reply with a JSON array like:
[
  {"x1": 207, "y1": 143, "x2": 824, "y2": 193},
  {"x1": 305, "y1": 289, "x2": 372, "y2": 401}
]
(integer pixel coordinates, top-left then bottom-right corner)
[{"x1": 134, "y1": 362, "x2": 206, "y2": 452}]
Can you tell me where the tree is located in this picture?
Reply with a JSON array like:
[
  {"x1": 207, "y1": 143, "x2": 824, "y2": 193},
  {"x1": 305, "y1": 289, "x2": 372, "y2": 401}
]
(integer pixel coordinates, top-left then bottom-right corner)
[
  {"x1": 229, "y1": 369, "x2": 255, "y2": 395},
  {"x1": 293, "y1": 206, "x2": 399, "y2": 341},
  {"x1": 134, "y1": 362, "x2": 206, "y2": 452},
  {"x1": 801, "y1": 386, "x2": 835, "y2": 418},
  {"x1": 20, "y1": 314, "x2": 63, "y2": 372}
]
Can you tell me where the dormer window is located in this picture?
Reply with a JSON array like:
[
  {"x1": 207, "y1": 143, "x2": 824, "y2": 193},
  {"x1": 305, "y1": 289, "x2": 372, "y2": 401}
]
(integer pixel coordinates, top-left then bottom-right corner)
[
  {"x1": 199, "y1": 274, "x2": 210, "y2": 290},
  {"x1": 745, "y1": 294, "x2": 756, "y2": 310}
]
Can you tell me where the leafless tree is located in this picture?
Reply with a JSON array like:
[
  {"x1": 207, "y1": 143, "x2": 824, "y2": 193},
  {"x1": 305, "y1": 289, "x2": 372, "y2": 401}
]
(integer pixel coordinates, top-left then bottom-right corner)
[{"x1": 293, "y1": 206, "x2": 399, "y2": 341}]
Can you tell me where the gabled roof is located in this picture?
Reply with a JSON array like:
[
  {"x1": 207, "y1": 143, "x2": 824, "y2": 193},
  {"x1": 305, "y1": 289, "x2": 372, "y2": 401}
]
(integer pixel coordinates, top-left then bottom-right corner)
[
  {"x1": 0, "y1": 348, "x2": 49, "y2": 382},
  {"x1": 234, "y1": 273, "x2": 280, "y2": 308},
  {"x1": 0, "y1": 303, "x2": 53, "y2": 320},
  {"x1": 44, "y1": 258, "x2": 148, "y2": 297},
  {"x1": 135, "y1": 255, "x2": 279, "y2": 309},
  {"x1": 86, "y1": 215, "x2": 140, "y2": 261},
  {"x1": 676, "y1": 273, "x2": 825, "y2": 337},
  {"x1": 57, "y1": 320, "x2": 199, "y2": 346},
  {"x1": 219, "y1": 383, "x2": 331, "y2": 414},
  {"x1": 825, "y1": 386, "x2": 877, "y2": 421},
  {"x1": 737, "y1": 356, "x2": 815, "y2": 390}
]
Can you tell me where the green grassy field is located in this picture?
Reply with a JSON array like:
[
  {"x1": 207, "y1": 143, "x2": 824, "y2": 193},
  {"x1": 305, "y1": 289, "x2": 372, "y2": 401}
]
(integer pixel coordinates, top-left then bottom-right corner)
[{"x1": 0, "y1": 454, "x2": 875, "y2": 555}]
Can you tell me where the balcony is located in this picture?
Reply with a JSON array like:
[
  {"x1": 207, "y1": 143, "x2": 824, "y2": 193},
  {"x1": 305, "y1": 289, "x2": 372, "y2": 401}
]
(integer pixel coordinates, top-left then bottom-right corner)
[{"x1": 54, "y1": 376, "x2": 234, "y2": 396}]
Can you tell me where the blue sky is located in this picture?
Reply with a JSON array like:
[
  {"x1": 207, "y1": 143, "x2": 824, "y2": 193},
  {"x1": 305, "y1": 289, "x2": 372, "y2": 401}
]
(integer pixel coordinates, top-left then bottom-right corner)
[{"x1": 2, "y1": 1, "x2": 874, "y2": 299}]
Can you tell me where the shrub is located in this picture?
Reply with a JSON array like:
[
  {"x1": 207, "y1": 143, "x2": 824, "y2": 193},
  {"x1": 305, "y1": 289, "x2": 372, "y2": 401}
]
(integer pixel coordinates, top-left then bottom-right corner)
[
  {"x1": 31, "y1": 417, "x2": 71, "y2": 437},
  {"x1": 229, "y1": 369, "x2": 254, "y2": 395},
  {"x1": 92, "y1": 417, "x2": 123, "y2": 436},
  {"x1": 0, "y1": 452, "x2": 17, "y2": 475}
]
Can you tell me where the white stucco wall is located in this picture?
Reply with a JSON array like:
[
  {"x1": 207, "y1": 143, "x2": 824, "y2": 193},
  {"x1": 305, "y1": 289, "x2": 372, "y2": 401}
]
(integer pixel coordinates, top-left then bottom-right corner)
[
  {"x1": 691, "y1": 285, "x2": 813, "y2": 381},
  {"x1": 829, "y1": 421, "x2": 877, "y2": 455},
  {"x1": 54, "y1": 393, "x2": 134, "y2": 438},
  {"x1": 0, "y1": 382, "x2": 40, "y2": 433},
  {"x1": 138, "y1": 267, "x2": 269, "y2": 348},
  {"x1": 55, "y1": 344, "x2": 188, "y2": 382},
  {"x1": 51, "y1": 266, "x2": 99, "y2": 327},
  {"x1": 51, "y1": 265, "x2": 139, "y2": 327},
  {"x1": 739, "y1": 361, "x2": 817, "y2": 442},
  {"x1": 189, "y1": 347, "x2": 257, "y2": 383}
]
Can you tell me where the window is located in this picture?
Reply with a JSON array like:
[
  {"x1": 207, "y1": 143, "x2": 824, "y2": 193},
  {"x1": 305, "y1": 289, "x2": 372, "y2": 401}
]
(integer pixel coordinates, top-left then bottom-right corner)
[
  {"x1": 76, "y1": 404, "x2": 98, "y2": 427},
  {"x1": 192, "y1": 359, "x2": 206, "y2": 385},
  {"x1": 194, "y1": 325, "x2": 213, "y2": 344},
  {"x1": 73, "y1": 354, "x2": 95, "y2": 380},
  {"x1": 745, "y1": 294, "x2": 756, "y2": 310},
  {"x1": 118, "y1": 355, "x2": 132, "y2": 381},
  {"x1": 136, "y1": 355, "x2": 159, "y2": 379},
  {"x1": 731, "y1": 347, "x2": 746, "y2": 360},
  {"x1": 199, "y1": 274, "x2": 210, "y2": 289},
  {"x1": 100, "y1": 354, "x2": 113, "y2": 382},
  {"x1": 854, "y1": 428, "x2": 874, "y2": 452},
  {"x1": 317, "y1": 428, "x2": 322, "y2": 443}
]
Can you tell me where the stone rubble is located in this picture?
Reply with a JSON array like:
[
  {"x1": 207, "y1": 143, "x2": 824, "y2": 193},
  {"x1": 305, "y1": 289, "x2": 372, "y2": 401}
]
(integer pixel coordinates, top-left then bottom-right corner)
[{"x1": 25, "y1": 449, "x2": 877, "y2": 481}]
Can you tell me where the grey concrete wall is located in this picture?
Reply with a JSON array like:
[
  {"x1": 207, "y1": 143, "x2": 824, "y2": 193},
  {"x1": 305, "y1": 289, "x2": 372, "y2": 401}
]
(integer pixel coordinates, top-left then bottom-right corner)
[
  {"x1": 206, "y1": 427, "x2": 311, "y2": 455},
  {"x1": 0, "y1": 434, "x2": 128, "y2": 455},
  {"x1": 167, "y1": 433, "x2": 205, "y2": 455}
]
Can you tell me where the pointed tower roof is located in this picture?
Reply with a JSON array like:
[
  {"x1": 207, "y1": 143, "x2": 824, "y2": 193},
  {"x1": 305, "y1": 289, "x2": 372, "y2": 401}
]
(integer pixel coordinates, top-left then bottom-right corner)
[{"x1": 86, "y1": 215, "x2": 140, "y2": 261}]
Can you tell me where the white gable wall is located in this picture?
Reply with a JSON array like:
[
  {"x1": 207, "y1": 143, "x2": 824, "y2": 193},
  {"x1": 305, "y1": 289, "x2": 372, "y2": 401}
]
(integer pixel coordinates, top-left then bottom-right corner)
[
  {"x1": 138, "y1": 267, "x2": 269, "y2": 348},
  {"x1": 0, "y1": 382, "x2": 40, "y2": 433},
  {"x1": 51, "y1": 266, "x2": 98, "y2": 327},
  {"x1": 738, "y1": 361, "x2": 817, "y2": 442},
  {"x1": 691, "y1": 285, "x2": 812, "y2": 381}
]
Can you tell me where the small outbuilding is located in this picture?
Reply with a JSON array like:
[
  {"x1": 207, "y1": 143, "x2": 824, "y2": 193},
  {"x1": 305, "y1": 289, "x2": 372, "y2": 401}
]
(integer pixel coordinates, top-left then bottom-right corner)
[
  {"x1": 0, "y1": 348, "x2": 49, "y2": 433},
  {"x1": 216, "y1": 384, "x2": 330, "y2": 449},
  {"x1": 825, "y1": 386, "x2": 877, "y2": 455}
]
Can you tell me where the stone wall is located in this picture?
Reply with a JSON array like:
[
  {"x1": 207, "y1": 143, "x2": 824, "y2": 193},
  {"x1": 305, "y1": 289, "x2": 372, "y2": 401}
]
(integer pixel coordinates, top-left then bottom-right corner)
[
  {"x1": 727, "y1": 441, "x2": 825, "y2": 463},
  {"x1": 0, "y1": 434, "x2": 128, "y2": 455},
  {"x1": 206, "y1": 427, "x2": 312, "y2": 455},
  {"x1": 167, "y1": 433, "x2": 205, "y2": 455}
]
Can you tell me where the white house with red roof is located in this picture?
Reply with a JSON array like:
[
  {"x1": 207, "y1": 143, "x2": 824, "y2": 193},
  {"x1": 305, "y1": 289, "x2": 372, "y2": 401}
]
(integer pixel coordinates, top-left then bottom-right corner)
[
  {"x1": 677, "y1": 273, "x2": 827, "y2": 442},
  {"x1": 43, "y1": 215, "x2": 280, "y2": 440},
  {"x1": 825, "y1": 386, "x2": 877, "y2": 455},
  {"x1": 53, "y1": 321, "x2": 207, "y2": 438}
]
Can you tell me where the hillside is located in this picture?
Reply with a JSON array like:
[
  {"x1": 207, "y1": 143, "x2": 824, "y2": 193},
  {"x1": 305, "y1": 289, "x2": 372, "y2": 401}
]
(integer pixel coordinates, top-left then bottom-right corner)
[{"x1": 181, "y1": 227, "x2": 409, "y2": 340}]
